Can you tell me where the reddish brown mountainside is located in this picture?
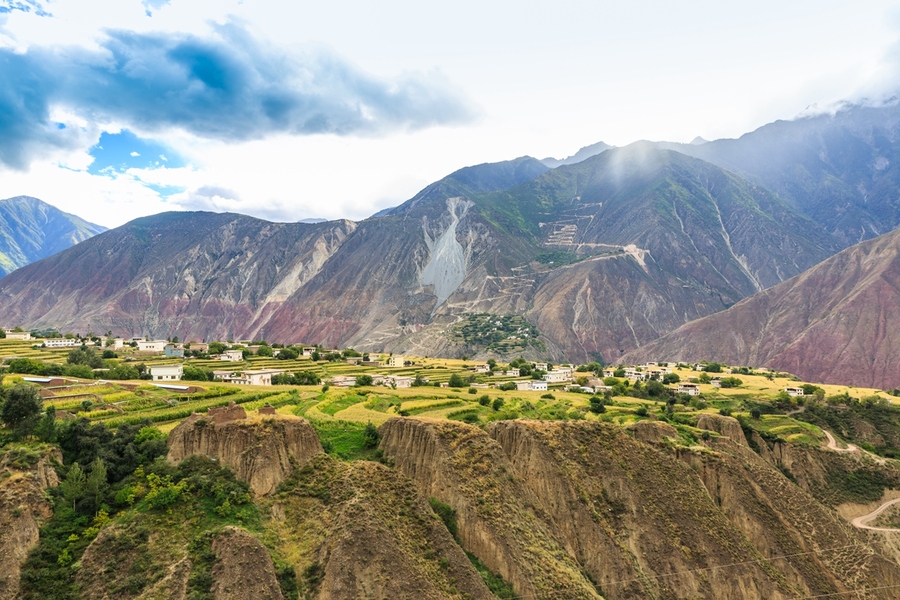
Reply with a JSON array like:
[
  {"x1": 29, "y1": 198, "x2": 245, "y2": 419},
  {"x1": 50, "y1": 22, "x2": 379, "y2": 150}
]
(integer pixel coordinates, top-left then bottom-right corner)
[{"x1": 623, "y1": 227, "x2": 900, "y2": 388}]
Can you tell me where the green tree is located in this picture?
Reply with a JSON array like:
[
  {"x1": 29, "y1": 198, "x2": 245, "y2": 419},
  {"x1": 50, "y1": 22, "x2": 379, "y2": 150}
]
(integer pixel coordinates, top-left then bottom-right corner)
[
  {"x1": 85, "y1": 457, "x2": 108, "y2": 514},
  {"x1": 278, "y1": 347, "x2": 300, "y2": 360},
  {"x1": 356, "y1": 374, "x2": 374, "y2": 387},
  {"x1": 492, "y1": 398, "x2": 504, "y2": 411},
  {"x1": 448, "y1": 373, "x2": 467, "y2": 388},
  {"x1": 34, "y1": 405, "x2": 57, "y2": 442},
  {"x1": 662, "y1": 373, "x2": 680, "y2": 384},
  {"x1": 67, "y1": 347, "x2": 103, "y2": 369},
  {"x1": 208, "y1": 342, "x2": 227, "y2": 355},
  {"x1": 1, "y1": 383, "x2": 43, "y2": 439},
  {"x1": 256, "y1": 345, "x2": 274, "y2": 357},
  {"x1": 61, "y1": 463, "x2": 86, "y2": 510},
  {"x1": 719, "y1": 377, "x2": 743, "y2": 388}
]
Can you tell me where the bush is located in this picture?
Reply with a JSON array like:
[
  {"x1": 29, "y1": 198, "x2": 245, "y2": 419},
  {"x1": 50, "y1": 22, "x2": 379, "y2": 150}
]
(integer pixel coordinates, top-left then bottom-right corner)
[
  {"x1": 478, "y1": 395, "x2": 490, "y2": 406},
  {"x1": 362, "y1": 422, "x2": 380, "y2": 449},
  {"x1": 719, "y1": 377, "x2": 743, "y2": 388},
  {"x1": 492, "y1": 398, "x2": 504, "y2": 411},
  {"x1": 448, "y1": 373, "x2": 467, "y2": 388},
  {"x1": 428, "y1": 498, "x2": 458, "y2": 538}
]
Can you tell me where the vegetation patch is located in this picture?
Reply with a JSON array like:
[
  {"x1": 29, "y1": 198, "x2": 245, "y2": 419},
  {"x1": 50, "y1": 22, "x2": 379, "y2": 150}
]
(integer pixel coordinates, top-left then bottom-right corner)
[{"x1": 449, "y1": 313, "x2": 545, "y2": 353}]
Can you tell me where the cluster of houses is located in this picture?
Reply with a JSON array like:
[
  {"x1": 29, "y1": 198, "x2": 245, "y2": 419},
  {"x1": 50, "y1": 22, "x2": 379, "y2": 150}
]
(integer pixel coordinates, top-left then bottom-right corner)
[{"x1": 4, "y1": 328, "x2": 823, "y2": 398}]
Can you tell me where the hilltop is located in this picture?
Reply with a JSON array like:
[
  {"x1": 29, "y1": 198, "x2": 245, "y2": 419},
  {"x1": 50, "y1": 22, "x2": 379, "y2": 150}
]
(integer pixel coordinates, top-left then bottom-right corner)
[{"x1": 0, "y1": 196, "x2": 106, "y2": 278}]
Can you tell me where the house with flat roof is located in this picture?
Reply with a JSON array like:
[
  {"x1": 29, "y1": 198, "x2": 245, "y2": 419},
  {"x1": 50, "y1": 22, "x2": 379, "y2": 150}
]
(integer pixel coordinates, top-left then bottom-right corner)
[
  {"x1": 678, "y1": 383, "x2": 701, "y2": 396},
  {"x1": 531, "y1": 381, "x2": 548, "y2": 391},
  {"x1": 150, "y1": 364, "x2": 183, "y2": 381},
  {"x1": 137, "y1": 340, "x2": 167, "y2": 353},
  {"x1": 785, "y1": 387, "x2": 805, "y2": 397},
  {"x1": 217, "y1": 349, "x2": 244, "y2": 362},
  {"x1": 4, "y1": 329, "x2": 31, "y2": 340},
  {"x1": 43, "y1": 338, "x2": 79, "y2": 348},
  {"x1": 387, "y1": 355, "x2": 406, "y2": 368},
  {"x1": 165, "y1": 344, "x2": 185, "y2": 358}
]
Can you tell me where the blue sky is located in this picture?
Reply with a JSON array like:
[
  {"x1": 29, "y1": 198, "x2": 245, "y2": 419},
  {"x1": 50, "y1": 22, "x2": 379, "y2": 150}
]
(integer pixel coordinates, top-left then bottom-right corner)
[{"x1": 0, "y1": 0, "x2": 898, "y2": 227}]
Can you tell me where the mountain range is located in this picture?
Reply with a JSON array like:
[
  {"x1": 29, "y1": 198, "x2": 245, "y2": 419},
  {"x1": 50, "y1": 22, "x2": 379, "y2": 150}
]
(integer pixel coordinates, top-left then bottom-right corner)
[
  {"x1": 0, "y1": 196, "x2": 106, "y2": 278},
  {"x1": 622, "y1": 226, "x2": 900, "y2": 389},
  {"x1": 1, "y1": 102, "x2": 899, "y2": 386}
]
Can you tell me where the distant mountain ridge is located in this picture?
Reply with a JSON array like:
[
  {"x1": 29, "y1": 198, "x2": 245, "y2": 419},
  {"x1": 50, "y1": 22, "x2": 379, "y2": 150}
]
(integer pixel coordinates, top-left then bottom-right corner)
[
  {"x1": 0, "y1": 196, "x2": 106, "y2": 277},
  {"x1": 622, "y1": 227, "x2": 900, "y2": 389},
  {"x1": 0, "y1": 147, "x2": 835, "y2": 363}
]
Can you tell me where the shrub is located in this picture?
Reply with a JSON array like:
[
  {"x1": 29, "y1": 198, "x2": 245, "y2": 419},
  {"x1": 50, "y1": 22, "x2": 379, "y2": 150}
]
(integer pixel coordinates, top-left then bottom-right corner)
[
  {"x1": 478, "y1": 395, "x2": 490, "y2": 406},
  {"x1": 492, "y1": 398, "x2": 504, "y2": 411},
  {"x1": 428, "y1": 498, "x2": 458, "y2": 538}
]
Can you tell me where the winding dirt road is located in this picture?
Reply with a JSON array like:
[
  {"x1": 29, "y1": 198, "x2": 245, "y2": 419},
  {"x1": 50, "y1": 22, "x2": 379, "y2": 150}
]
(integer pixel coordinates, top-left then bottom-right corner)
[
  {"x1": 823, "y1": 429, "x2": 857, "y2": 453},
  {"x1": 851, "y1": 498, "x2": 900, "y2": 532}
]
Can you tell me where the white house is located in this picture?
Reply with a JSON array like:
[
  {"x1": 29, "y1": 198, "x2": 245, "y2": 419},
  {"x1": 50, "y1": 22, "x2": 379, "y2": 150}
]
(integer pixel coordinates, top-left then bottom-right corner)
[
  {"x1": 534, "y1": 362, "x2": 549, "y2": 372},
  {"x1": 388, "y1": 355, "x2": 405, "y2": 368},
  {"x1": 531, "y1": 381, "x2": 548, "y2": 391},
  {"x1": 504, "y1": 368, "x2": 520, "y2": 377},
  {"x1": 785, "y1": 387, "x2": 805, "y2": 397},
  {"x1": 218, "y1": 350, "x2": 244, "y2": 362},
  {"x1": 385, "y1": 375, "x2": 414, "y2": 388},
  {"x1": 678, "y1": 383, "x2": 701, "y2": 396},
  {"x1": 543, "y1": 370, "x2": 571, "y2": 383},
  {"x1": 137, "y1": 340, "x2": 167, "y2": 353},
  {"x1": 515, "y1": 380, "x2": 533, "y2": 391},
  {"x1": 624, "y1": 369, "x2": 645, "y2": 382},
  {"x1": 43, "y1": 338, "x2": 79, "y2": 348},
  {"x1": 302, "y1": 347, "x2": 317, "y2": 357},
  {"x1": 330, "y1": 375, "x2": 357, "y2": 387},
  {"x1": 110, "y1": 338, "x2": 124, "y2": 350},
  {"x1": 241, "y1": 369, "x2": 286, "y2": 386},
  {"x1": 472, "y1": 364, "x2": 491, "y2": 374},
  {"x1": 4, "y1": 329, "x2": 31, "y2": 341},
  {"x1": 150, "y1": 364, "x2": 183, "y2": 381}
]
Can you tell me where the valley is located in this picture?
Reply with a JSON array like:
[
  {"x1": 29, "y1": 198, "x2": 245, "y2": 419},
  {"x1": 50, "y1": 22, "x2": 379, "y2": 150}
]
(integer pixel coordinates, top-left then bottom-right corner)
[{"x1": 4, "y1": 333, "x2": 900, "y2": 598}]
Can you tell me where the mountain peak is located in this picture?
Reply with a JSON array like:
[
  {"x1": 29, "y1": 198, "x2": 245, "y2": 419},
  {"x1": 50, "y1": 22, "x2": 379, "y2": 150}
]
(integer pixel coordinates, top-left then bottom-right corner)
[{"x1": 0, "y1": 196, "x2": 106, "y2": 277}]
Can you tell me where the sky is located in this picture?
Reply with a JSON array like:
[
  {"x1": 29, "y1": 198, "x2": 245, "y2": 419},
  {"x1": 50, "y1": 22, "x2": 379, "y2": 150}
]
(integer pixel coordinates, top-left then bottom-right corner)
[{"x1": 0, "y1": 0, "x2": 899, "y2": 228}]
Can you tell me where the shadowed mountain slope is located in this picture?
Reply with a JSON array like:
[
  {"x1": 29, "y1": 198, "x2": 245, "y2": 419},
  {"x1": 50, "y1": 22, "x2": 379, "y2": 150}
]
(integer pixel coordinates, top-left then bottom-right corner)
[
  {"x1": 0, "y1": 196, "x2": 106, "y2": 277},
  {"x1": 622, "y1": 227, "x2": 900, "y2": 389}
]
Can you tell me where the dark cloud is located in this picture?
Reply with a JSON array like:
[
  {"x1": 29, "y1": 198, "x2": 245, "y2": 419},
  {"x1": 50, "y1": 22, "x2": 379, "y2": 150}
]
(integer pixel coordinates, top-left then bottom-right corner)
[{"x1": 0, "y1": 21, "x2": 475, "y2": 168}]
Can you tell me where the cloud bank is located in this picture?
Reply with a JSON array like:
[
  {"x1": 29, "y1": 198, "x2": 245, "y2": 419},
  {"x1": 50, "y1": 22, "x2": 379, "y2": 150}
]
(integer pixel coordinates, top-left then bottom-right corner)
[{"x1": 0, "y1": 21, "x2": 475, "y2": 168}]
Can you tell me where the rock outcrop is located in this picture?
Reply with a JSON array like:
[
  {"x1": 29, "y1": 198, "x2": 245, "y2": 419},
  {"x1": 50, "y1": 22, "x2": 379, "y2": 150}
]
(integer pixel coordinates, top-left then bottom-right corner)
[
  {"x1": 167, "y1": 414, "x2": 322, "y2": 495},
  {"x1": 271, "y1": 454, "x2": 494, "y2": 600},
  {"x1": 0, "y1": 447, "x2": 60, "y2": 600},
  {"x1": 378, "y1": 418, "x2": 604, "y2": 599},
  {"x1": 696, "y1": 413, "x2": 748, "y2": 446},
  {"x1": 210, "y1": 527, "x2": 284, "y2": 600}
]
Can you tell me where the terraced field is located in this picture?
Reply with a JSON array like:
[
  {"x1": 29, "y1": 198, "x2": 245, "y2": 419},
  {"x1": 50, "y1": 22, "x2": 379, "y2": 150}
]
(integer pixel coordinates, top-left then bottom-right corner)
[{"x1": 3, "y1": 338, "x2": 897, "y2": 460}]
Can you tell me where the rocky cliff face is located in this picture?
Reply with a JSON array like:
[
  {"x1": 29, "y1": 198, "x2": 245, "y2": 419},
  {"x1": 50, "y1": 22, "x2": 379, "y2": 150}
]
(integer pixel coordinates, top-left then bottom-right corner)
[
  {"x1": 166, "y1": 414, "x2": 322, "y2": 495},
  {"x1": 210, "y1": 527, "x2": 284, "y2": 600},
  {"x1": 377, "y1": 418, "x2": 602, "y2": 599},
  {"x1": 0, "y1": 447, "x2": 61, "y2": 600},
  {"x1": 270, "y1": 453, "x2": 494, "y2": 600},
  {"x1": 378, "y1": 418, "x2": 900, "y2": 600},
  {"x1": 623, "y1": 226, "x2": 900, "y2": 388}
]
